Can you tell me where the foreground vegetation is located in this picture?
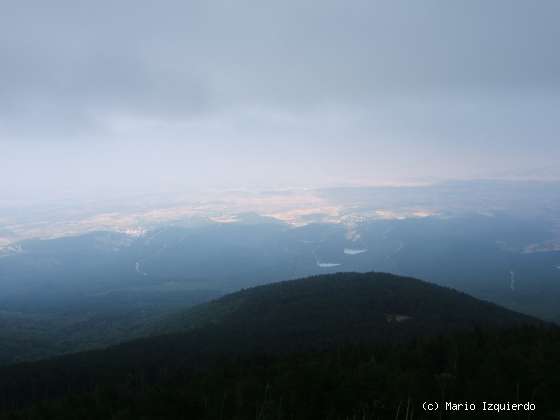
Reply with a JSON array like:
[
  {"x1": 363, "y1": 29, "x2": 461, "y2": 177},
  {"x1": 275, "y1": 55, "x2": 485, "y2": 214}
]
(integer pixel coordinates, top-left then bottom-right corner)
[{"x1": 1, "y1": 326, "x2": 559, "y2": 419}]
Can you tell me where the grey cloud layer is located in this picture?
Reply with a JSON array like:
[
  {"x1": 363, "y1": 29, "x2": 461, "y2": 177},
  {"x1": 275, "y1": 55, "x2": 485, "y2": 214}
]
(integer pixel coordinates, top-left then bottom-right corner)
[
  {"x1": 3, "y1": 1, "x2": 559, "y2": 119},
  {"x1": 1, "y1": 0, "x2": 559, "y2": 195}
]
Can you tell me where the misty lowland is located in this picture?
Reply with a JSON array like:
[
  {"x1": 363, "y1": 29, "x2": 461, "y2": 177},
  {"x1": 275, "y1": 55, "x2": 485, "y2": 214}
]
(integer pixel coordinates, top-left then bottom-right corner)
[
  {"x1": 2, "y1": 182, "x2": 560, "y2": 419},
  {"x1": 2, "y1": 1, "x2": 560, "y2": 419}
]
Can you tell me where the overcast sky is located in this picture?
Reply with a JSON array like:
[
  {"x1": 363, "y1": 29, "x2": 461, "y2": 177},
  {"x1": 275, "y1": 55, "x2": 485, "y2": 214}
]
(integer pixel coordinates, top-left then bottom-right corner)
[{"x1": 1, "y1": 0, "x2": 559, "y2": 200}]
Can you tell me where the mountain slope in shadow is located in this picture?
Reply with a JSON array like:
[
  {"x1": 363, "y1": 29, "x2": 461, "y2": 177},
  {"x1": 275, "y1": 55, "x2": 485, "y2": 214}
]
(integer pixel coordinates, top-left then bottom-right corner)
[
  {"x1": 0, "y1": 271, "x2": 546, "y2": 417},
  {"x1": 157, "y1": 271, "x2": 540, "y2": 351}
]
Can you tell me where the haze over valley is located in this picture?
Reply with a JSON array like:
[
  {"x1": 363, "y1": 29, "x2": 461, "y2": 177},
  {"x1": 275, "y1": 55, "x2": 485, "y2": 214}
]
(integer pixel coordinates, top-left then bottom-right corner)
[{"x1": 1, "y1": 180, "x2": 560, "y2": 365}]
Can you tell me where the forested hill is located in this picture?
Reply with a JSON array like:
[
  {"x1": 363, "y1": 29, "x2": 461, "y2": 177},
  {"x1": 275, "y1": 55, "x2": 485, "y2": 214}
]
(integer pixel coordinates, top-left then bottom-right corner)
[
  {"x1": 0, "y1": 273, "x2": 560, "y2": 419},
  {"x1": 157, "y1": 271, "x2": 541, "y2": 349}
]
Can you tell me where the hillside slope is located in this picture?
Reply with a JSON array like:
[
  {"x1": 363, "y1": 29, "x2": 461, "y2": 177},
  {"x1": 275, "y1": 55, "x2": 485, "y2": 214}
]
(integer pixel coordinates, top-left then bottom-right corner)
[
  {"x1": 0, "y1": 272, "x2": 555, "y2": 419},
  {"x1": 158, "y1": 271, "x2": 540, "y2": 350}
]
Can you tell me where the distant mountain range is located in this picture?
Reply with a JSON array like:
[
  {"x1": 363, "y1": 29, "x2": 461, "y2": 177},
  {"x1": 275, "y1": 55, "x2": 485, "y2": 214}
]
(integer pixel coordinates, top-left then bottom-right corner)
[{"x1": 2, "y1": 212, "x2": 560, "y2": 321}]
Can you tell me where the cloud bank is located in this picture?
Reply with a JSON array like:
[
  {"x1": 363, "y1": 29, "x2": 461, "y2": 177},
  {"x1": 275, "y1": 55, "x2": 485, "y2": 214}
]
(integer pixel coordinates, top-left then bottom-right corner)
[{"x1": 1, "y1": 0, "x2": 559, "y2": 199}]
